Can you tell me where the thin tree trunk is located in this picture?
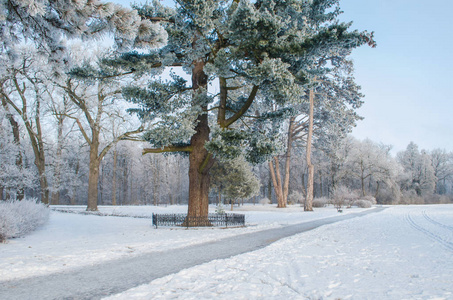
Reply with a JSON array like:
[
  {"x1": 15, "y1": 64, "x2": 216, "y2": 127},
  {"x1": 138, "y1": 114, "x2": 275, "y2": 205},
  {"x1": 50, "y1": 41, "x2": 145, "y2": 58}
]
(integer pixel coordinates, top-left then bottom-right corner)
[
  {"x1": 112, "y1": 148, "x2": 118, "y2": 205},
  {"x1": 301, "y1": 172, "x2": 307, "y2": 198},
  {"x1": 305, "y1": 88, "x2": 315, "y2": 211},
  {"x1": 87, "y1": 136, "x2": 100, "y2": 210},
  {"x1": 1, "y1": 97, "x2": 24, "y2": 200},
  {"x1": 319, "y1": 170, "x2": 323, "y2": 198},
  {"x1": 269, "y1": 158, "x2": 285, "y2": 208},
  {"x1": 360, "y1": 161, "x2": 366, "y2": 197},
  {"x1": 130, "y1": 170, "x2": 135, "y2": 205},
  {"x1": 70, "y1": 162, "x2": 79, "y2": 205},
  {"x1": 122, "y1": 157, "x2": 128, "y2": 205},
  {"x1": 51, "y1": 116, "x2": 65, "y2": 205},
  {"x1": 282, "y1": 116, "x2": 295, "y2": 204},
  {"x1": 268, "y1": 170, "x2": 272, "y2": 203},
  {"x1": 374, "y1": 181, "x2": 380, "y2": 199}
]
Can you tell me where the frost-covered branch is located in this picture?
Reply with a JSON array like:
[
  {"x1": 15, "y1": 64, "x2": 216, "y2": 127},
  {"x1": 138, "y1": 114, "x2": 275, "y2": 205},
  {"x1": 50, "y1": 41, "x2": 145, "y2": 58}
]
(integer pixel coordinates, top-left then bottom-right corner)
[{"x1": 143, "y1": 145, "x2": 193, "y2": 155}]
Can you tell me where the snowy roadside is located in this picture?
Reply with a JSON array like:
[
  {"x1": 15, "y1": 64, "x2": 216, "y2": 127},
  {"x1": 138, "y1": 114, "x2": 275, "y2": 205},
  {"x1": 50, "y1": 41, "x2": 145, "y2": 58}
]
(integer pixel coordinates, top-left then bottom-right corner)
[
  {"x1": 105, "y1": 205, "x2": 453, "y2": 300},
  {"x1": 0, "y1": 204, "x2": 369, "y2": 281}
]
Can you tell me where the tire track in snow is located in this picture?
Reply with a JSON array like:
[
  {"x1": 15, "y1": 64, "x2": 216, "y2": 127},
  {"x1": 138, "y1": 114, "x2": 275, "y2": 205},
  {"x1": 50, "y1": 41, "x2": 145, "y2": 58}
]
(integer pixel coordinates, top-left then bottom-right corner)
[
  {"x1": 405, "y1": 212, "x2": 453, "y2": 252},
  {"x1": 422, "y1": 210, "x2": 453, "y2": 231}
]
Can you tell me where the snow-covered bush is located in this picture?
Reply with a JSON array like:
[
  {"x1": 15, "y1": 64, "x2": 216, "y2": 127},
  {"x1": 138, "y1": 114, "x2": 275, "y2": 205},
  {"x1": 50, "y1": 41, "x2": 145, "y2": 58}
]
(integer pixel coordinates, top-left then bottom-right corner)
[
  {"x1": 361, "y1": 195, "x2": 377, "y2": 205},
  {"x1": 398, "y1": 190, "x2": 424, "y2": 205},
  {"x1": 353, "y1": 200, "x2": 372, "y2": 208},
  {"x1": 259, "y1": 197, "x2": 271, "y2": 205},
  {"x1": 312, "y1": 197, "x2": 329, "y2": 208},
  {"x1": 332, "y1": 186, "x2": 359, "y2": 209},
  {"x1": 287, "y1": 191, "x2": 303, "y2": 205},
  {"x1": 0, "y1": 199, "x2": 50, "y2": 242}
]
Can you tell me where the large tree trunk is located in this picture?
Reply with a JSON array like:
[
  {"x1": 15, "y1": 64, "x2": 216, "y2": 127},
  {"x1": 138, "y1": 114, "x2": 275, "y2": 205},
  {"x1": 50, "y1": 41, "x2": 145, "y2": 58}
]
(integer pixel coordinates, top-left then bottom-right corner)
[
  {"x1": 187, "y1": 112, "x2": 212, "y2": 225},
  {"x1": 305, "y1": 88, "x2": 315, "y2": 211},
  {"x1": 186, "y1": 60, "x2": 213, "y2": 226}
]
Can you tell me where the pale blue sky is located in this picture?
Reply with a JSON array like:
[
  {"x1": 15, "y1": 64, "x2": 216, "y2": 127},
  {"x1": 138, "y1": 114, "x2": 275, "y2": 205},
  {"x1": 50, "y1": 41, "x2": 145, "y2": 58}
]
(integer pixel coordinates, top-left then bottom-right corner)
[
  {"x1": 339, "y1": 0, "x2": 453, "y2": 153},
  {"x1": 112, "y1": 0, "x2": 453, "y2": 154}
]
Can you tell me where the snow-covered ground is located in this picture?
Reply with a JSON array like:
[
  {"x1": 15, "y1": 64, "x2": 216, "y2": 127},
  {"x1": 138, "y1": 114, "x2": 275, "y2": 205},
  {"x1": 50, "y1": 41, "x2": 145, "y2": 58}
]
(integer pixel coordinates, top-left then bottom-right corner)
[
  {"x1": 0, "y1": 204, "x2": 366, "y2": 281},
  {"x1": 2, "y1": 204, "x2": 452, "y2": 299},
  {"x1": 105, "y1": 205, "x2": 453, "y2": 300}
]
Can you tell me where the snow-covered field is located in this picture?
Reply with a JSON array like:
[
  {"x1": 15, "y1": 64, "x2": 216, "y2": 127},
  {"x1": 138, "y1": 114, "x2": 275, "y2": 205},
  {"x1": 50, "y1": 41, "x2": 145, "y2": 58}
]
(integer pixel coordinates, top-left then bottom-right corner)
[
  {"x1": 1, "y1": 204, "x2": 452, "y2": 299},
  {"x1": 106, "y1": 205, "x2": 453, "y2": 300}
]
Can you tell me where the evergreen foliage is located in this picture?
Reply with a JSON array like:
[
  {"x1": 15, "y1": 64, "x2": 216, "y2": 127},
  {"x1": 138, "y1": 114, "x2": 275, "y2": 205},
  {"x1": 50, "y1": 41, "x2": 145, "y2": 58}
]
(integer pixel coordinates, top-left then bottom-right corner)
[
  {"x1": 210, "y1": 156, "x2": 260, "y2": 202},
  {"x1": 103, "y1": 0, "x2": 374, "y2": 159},
  {"x1": 96, "y1": 0, "x2": 375, "y2": 217}
]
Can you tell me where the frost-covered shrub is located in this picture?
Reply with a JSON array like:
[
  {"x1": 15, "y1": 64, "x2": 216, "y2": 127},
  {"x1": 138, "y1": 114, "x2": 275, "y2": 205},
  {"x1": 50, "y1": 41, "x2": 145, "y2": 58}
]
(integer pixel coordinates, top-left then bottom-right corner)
[
  {"x1": 424, "y1": 194, "x2": 453, "y2": 204},
  {"x1": 361, "y1": 195, "x2": 377, "y2": 205},
  {"x1": 0, "y1": 199, "x2": 50, "y2": 242},
  {"x1": 259, "y1": 197, "x2": 271, "y2": 205},
  {"x1": 332, "y1": 186, "x2": 359, "y2": 209},
  {"x1": 353, "y1": 200, "x2": 372, "y2": 208},
  {"x1": 288, "y1": 191, "x2": 303, "y2": 205},
  {"x1": 312, "y1": 197, "x2": 329, "y2": 208},
  {"x1": 398, "y1": 190, "x2": 424, "y2": 205}
]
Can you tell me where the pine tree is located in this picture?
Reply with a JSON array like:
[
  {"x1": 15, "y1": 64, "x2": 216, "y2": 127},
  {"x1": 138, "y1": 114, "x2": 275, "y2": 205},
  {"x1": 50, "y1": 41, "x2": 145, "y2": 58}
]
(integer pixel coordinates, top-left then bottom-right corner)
[
  {"x1": 102, "y1": 0, "x2": 374, "y2": 224},
  {"x1": 211, "y1": 156, "x2": 260, "y2": 210}
]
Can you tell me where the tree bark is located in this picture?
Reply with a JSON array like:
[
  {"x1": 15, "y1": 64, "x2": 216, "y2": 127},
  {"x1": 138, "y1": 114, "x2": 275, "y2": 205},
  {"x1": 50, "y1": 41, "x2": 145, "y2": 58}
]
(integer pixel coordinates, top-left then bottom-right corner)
[
  {"x1": 319, "y1": 170, "x2": 323, "y2": 198},
  {"x1": 268, "y1": 170, "x2": 272, "y2": 203},
  {"x1": 269, "y1": 157, "x2": 285, "y2": 208},
  {"x1": 70, "y1": 162, "x2": 79, "y2": 205},
  {"x1": 185, "y1": 60, "x2": 214, "y2": 226},
  {"x1": 281, "y1": 117, "x2": 295, "y2": 206},
  {"x1": 305, "y1": 88, "x2": 315, "y2": 211},
  {"x1": 112, "y1": 148, "x2": 118, "y2": 205},
  {"x1": 374, "y1": 181, "x2": 380, "y2": 199},
  {"x1": 121, "y1": 157, "x2": 128, "y2": 205},
  {"x1": 87, "y1": 133, "x2": 100, "y2": 211},
  {"x1": 51, "y1": 115, "x2": 65, "y2": 205},
  {"x1": 360, "y1": 160, "x2": 367, "y2": 197},
  {"x1": 187, "y1": 112, "x2": 212, "y2": 224}
]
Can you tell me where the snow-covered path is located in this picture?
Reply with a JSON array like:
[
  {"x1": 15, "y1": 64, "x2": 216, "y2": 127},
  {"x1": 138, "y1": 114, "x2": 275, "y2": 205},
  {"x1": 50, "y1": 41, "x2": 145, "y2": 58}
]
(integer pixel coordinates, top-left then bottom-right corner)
[
  {"x1": 0, "y1": 207, "x2": 383, "y2": 300},
  {"x1": 107, "y1": 205, "x2": 453, "y2": 300}
]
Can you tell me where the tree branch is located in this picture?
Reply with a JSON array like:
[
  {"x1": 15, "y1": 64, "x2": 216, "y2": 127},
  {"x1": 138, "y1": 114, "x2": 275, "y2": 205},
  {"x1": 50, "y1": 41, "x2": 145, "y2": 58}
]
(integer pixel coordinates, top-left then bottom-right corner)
[
  {"x1": 143, "y1": 145, "x2": 193, "y2": 155},
  {"x1": 225, "y1": 85, "x2": 259, "y2": 127},
  {"x1": 98, "y1": 126, "x2": 144, "y2": 161}
]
